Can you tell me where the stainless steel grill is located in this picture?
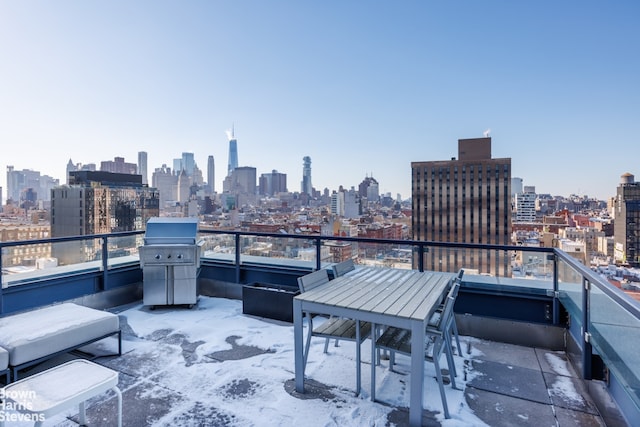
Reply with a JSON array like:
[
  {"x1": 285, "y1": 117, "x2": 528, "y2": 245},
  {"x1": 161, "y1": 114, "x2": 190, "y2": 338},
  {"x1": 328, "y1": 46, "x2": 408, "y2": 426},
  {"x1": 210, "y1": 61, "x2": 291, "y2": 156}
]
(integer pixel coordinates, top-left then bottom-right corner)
[{"x1": 139, "y1": 217, "x2": 203, "y2": 309}]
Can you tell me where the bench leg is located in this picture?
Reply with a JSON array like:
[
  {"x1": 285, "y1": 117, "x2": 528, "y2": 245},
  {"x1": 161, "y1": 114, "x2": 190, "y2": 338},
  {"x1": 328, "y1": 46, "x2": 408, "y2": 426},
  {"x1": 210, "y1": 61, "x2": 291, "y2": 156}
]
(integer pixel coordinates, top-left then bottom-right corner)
[
  {"x1": 79, "y1": 400, "x2": 87, "y2": 425},
  {"x1": 114, "y1": 386, "x2": 123, "y2": 427}
]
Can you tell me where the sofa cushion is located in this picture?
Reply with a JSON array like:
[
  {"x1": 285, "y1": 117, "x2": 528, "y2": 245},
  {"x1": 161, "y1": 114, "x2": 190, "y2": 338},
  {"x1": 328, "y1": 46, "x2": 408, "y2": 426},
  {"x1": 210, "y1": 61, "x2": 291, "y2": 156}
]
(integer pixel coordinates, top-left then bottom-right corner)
[{"x1": 0, "y1": 346, "x2": 8, "y2": 371}]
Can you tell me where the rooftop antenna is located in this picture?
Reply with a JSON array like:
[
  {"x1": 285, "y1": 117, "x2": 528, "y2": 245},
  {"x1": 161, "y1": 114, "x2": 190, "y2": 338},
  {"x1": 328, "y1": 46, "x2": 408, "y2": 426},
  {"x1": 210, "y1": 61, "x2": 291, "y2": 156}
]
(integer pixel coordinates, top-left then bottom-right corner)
[{"x1": 483, "y1": 128, "x2": 491, "y2": 137}]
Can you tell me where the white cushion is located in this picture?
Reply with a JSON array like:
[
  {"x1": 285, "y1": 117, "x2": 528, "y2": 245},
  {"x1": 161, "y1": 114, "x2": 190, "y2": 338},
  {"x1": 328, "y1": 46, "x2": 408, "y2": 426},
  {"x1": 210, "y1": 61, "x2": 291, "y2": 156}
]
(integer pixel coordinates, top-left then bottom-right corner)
[
  {"x1": 0, "y1": 303, "x2": 119, "y2": 366},
  {"x1": 0, "y1": 346, "x2": 8, "y2": 370}
]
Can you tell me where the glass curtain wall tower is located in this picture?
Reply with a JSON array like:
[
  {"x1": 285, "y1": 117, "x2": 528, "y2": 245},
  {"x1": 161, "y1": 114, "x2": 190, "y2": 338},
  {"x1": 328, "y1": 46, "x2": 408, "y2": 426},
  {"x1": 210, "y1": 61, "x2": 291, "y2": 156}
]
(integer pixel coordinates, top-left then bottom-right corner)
[
  {"x1": 301, "y1": 156, "x2": 312, "y2": 195},
  {"x1": 227, "y1": 127, "x2": 238, "y2": 177}
]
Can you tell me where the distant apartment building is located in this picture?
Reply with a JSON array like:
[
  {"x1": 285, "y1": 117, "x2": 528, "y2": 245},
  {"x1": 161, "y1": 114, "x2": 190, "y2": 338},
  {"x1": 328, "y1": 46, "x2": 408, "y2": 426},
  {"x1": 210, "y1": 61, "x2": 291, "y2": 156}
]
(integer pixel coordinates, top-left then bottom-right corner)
[
  {"x1": 6, "y1": 166, "x2": 59, "y2": 204},
  {"x1": 324, "y1": 240, "x2": 353, "y2": 263},
  {"x1": 223, "y1": 166, "x2": 257, "y2": 207},
  {"x1": 0, "y1": 223, "x2": 52, "y2": 268},
  {"x1": 178, "y1": 170, "x2": 191, "y2": 204},
  {"x1": 152, "y1": 165, "x2": 178, "y2": 210},
  {"x1": 558, "y1": 239, "x2": 587, "y2": 264},
  {"x1": 515, "y1": 186, "x2": 537, "y2": 222},
  {"x1": 343, "y1": 189, "x2": 360, "y2": 218},
  {"x1": 560, "y1": 226, "x2": 604, "y2": 257},
  {"x1": 412, "y1": 137, "x2": 512, "y2": 276},
  {"x1": 598, "y1": 236, "x2": 615, "y2": 259},
  {"x1": 51, "y1": 171, "x2": 159, "y2": 265},
  {"x1": 614, "y1": 173, "x2": 640, "y2": 267},
  {"x1": 330, "y1": 191, "x2": 344, "y2": 216},
  {"x1": 100, "y1": 157, "x2": 137, "y2": 175},
  {"x1": 511, "y1": 177, "x2": 523, "y2": 196},
  {"x1": 259, "y1": 170, "x2": 287, "y2": 196},
  {"x1": 359, "y1": 176, "x2": 378, "y2": 199}
]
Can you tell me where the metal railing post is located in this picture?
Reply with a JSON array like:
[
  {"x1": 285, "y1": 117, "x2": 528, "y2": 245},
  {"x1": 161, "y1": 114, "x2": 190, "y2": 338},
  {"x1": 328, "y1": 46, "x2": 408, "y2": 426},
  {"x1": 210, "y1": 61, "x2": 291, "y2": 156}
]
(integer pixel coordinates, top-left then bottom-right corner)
[
  {"x1": 101, "y1": 237, "x2": 109, "y2": 290},
  {"x1": 551, "y1": 253, "x2": 559, "y2": 325},
  {"x1": 581, "y1": 276, "x2": 592, "y2": 380},
  {"x1": 235, "y1": 233, "x2": 241, "y2": 283},
  {"x1": 315, "y1": 237, "x2": 322, "y2": 271},
  {"x1": 0, "y1": 247, "x2": 4, "y2": 314},
  {"x1": 417, "y1": 245, "x2": 424, "y2": 272}
]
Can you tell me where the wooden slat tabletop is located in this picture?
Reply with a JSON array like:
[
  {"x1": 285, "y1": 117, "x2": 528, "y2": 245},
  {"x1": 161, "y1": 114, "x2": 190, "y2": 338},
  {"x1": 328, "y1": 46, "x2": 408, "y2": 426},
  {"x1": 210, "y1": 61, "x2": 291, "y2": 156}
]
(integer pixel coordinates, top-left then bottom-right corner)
[{"x1": 296, "y1": 267, "x2": 454, "y2": 321}]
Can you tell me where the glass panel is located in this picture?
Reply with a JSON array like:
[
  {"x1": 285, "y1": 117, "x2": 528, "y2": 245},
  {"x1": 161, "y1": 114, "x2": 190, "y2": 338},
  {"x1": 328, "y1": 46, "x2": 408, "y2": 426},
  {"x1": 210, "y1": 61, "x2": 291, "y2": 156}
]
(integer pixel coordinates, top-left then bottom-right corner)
[
  {"x1": 557, "y1": 257, "x2": 583, "y2": 317},
  {"x1": 107, "y1": 234, "x2": 144, "y2": 267},
  {"x1": 199, "y1": 232, "x2": 236, "y2": 263},
  {"x1": 588, "y1": 283, "x2": 640, "y2": 409},
  {"x1": 356, "y1": 242, "x2": 413, "y2": 269},
  {"x1": 239, "y1": 235, "x2": 319, "y2": 269},
  {"x1": 2, "y1": 238, "x2": 102, "y2": 288}
]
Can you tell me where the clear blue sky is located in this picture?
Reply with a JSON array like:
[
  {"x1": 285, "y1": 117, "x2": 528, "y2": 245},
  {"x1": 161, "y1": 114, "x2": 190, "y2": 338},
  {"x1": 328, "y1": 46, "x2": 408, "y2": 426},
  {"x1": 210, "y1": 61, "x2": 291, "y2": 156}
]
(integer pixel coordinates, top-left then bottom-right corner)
[{"x1": 1, "y1": 1, "x2": 638, "y2": 202}]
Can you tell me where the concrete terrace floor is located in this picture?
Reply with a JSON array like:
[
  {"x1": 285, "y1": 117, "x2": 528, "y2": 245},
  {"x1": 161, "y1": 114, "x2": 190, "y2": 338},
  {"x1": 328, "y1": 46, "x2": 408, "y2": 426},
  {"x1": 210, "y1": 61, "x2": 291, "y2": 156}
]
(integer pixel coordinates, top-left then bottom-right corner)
[{"x1": 10, "y1": 296, "x2": 612, "y2": 427}]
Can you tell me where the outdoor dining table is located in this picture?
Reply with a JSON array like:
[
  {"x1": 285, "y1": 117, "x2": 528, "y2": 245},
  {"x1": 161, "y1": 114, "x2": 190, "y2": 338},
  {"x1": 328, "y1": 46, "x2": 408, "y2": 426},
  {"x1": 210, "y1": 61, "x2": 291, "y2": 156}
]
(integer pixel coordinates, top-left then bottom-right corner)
[{"x1": 293, "y1": 266, "x2": 455, "y2": 426}]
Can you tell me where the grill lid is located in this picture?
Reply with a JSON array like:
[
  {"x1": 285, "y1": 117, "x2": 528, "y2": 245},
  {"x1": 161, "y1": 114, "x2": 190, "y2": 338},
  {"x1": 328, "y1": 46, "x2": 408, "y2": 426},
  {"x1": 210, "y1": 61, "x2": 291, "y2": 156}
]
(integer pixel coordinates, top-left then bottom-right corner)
[{"x1": 144, "y1": 217, "x2": 199, "y2": 245}]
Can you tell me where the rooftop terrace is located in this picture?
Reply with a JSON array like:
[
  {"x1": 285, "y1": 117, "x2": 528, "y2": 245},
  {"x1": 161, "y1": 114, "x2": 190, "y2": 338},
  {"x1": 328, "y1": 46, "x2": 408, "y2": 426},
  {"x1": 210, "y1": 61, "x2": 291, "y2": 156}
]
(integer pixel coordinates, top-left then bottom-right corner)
[{"x1": 5, "y1": 296, "x2": 610, "y2": 426}]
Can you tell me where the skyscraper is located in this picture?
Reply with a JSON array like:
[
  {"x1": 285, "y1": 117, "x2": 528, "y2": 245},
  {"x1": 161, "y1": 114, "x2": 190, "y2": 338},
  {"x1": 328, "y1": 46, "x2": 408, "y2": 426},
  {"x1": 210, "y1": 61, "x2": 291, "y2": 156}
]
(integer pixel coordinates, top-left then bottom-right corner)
[
  {"x1": 138, "y1": 151, "x2": 148, "y2": 185},
  {"x1": 614, "y1": 173, "x2": 640, "y2": 267},
  {"x1": 259, "y1": 170, "x2": 287, "y2": 196},
  {"x1": 207, "y1": 155, "x2": 215, "y2": 193},
  {"x1": 412, "y1": 137, "x2": 512, "y2": 276},
  {"x1": 182, "y1": 152, "x2": 195, "y2": 177},
  {"x1": 301, "y1": 156, "x2": 312, "y2": 195},
  {"x1": 227, "y1": 127, "x2": 238, "y2": 177}
]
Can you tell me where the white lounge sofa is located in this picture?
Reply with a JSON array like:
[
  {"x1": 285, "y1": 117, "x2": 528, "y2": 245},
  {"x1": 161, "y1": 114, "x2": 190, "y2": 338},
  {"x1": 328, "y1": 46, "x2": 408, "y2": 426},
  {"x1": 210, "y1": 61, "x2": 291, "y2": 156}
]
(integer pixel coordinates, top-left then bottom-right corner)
[{"x1": 0, "y1": 303, "x2": 121, "y2": 381}]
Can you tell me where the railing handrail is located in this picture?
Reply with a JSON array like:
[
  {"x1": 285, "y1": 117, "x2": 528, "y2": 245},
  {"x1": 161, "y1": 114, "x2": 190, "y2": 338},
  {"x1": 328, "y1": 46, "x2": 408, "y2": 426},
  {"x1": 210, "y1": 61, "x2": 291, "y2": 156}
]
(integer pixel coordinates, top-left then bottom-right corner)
[
  {"x1": 0, "y1": 230, "x2": 144, "y2": 248},
  {"x1": 2, "y1": 227, "x2": 637, "y2": 319},
  {"x1": 555, "y1": 247, "x2": 640, "y2": 319}
]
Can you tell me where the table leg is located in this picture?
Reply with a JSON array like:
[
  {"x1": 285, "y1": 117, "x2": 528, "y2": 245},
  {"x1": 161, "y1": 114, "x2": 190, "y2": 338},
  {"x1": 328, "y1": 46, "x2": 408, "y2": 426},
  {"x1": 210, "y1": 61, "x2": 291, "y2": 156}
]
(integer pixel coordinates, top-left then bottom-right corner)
[
  {"x1": 293, "y1": 299, "x2": 305, "y2": 393},
  {"x1": 409, "y1": 320, "x2": 425, "y2": 427},
  {"x1": 355, "y1": 319, "x2": 361, "y2": 395},
  {"x1": 371, "y1": 322, "x2": 377, "y2": 401}
]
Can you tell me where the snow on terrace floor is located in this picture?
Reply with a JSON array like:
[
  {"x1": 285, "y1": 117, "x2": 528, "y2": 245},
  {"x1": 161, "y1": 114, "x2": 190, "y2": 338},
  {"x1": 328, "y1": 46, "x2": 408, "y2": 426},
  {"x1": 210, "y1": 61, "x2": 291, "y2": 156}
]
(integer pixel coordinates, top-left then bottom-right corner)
[{"x1": 1, "y1": 296, "x2": 607, "y2": 426}]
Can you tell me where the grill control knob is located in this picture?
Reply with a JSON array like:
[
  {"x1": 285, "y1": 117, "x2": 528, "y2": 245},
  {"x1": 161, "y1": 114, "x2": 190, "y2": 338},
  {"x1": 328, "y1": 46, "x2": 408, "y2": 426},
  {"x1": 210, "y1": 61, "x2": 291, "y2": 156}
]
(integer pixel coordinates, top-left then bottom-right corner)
[
  {"x1": 155, "y1": 254, "x2": 161, "y2": 260},
  {"x1": 177, "y1": 254, "x2": 183, "y2": 259}
]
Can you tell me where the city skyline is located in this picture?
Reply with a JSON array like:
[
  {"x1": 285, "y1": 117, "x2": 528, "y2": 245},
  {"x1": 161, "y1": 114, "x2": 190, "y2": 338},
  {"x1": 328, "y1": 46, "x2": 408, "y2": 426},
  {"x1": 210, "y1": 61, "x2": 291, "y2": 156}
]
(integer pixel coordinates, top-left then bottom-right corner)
[{"x1": 1, "y1": 1, "x2": 639, "y2": 202}]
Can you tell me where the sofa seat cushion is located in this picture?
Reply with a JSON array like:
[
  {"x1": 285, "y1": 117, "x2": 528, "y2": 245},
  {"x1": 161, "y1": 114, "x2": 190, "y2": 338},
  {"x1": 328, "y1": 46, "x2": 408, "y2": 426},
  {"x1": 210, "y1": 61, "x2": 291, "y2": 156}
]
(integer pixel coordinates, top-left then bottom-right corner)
[{"x1": 0, "y1": 303, "x2": 119, "y2": 366}]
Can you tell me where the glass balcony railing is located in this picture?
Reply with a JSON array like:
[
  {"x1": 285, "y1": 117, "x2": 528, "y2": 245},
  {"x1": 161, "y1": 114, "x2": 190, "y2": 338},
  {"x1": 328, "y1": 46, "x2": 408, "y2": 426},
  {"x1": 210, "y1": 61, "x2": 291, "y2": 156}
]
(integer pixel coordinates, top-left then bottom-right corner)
[{"x1": 1, "y1": 229, "x2": 639, "y2": 414}]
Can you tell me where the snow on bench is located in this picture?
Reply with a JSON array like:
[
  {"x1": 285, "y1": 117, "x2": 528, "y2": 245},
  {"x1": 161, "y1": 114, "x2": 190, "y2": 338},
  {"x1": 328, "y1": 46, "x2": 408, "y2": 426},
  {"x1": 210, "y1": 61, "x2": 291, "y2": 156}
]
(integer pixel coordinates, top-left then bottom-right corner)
[{"x1": 0, "y1": 303, "x2": 121, "y2": 381}]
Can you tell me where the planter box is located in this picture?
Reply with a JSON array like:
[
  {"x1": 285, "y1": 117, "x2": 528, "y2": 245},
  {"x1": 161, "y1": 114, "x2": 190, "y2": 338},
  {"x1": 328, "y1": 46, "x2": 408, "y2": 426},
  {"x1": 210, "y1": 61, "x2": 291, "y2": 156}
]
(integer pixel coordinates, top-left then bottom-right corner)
[{"x1": 242, "y1": 283, "x2": 300, "y2": 323}]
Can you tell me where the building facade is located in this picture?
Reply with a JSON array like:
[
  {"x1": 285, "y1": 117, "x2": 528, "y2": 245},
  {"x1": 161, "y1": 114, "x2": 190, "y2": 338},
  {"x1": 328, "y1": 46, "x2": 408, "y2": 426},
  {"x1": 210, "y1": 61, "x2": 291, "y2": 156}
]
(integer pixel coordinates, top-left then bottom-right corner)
[
  {"x1": 51, "y1": 171, "x2": 159, "y2": 265},
  {"x1": 515, "y1": 185, "x2": 537, "y2": 222},
  {"x1": 259, "y1": 170, "x2": 287, "y2": 196},
  {"x1": 412, "y1": 137, "x2": 512, "y2": 276},
  {"x1": 100, "y1": 157, "x2": 137, "y2": 175},
  {"x1": 614, "y1": 173, "x2": 640, "y2": 267}
]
